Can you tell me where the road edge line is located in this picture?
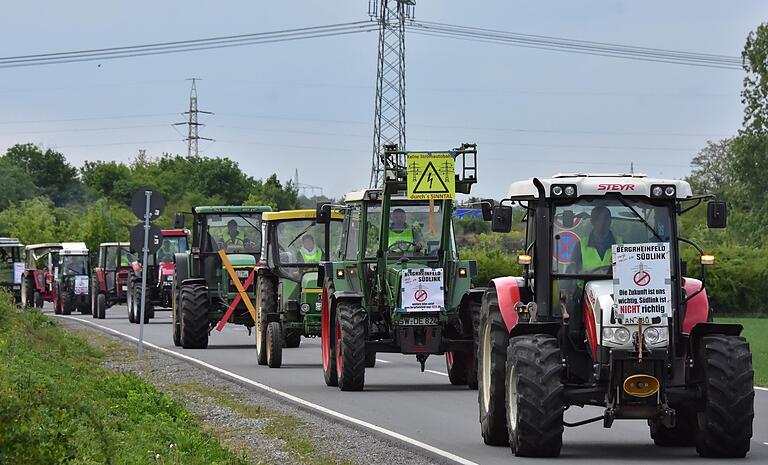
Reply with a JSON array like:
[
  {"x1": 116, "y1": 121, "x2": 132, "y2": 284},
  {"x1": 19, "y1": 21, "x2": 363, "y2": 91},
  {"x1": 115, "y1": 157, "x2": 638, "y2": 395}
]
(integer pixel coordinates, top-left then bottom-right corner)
[{"x1": 57, "y1": 315, "x2": 480, "y2": 465}]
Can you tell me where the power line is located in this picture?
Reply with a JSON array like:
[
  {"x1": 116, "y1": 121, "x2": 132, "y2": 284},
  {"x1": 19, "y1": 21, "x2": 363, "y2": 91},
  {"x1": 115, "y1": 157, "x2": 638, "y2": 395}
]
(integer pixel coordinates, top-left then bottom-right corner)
[{"x1": 0, "y1": 113, "x2": 177, "y2": 125}]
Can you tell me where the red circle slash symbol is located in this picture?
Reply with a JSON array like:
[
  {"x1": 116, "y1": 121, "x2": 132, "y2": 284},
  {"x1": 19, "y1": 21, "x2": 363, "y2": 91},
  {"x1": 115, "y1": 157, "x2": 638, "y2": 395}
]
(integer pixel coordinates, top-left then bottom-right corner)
[
  {"x1": 414, "y1": 289, "x2": 428, "y2": 302},
  {"x1": 634, "y1": 270, "x2": 651, "y2": 287}
]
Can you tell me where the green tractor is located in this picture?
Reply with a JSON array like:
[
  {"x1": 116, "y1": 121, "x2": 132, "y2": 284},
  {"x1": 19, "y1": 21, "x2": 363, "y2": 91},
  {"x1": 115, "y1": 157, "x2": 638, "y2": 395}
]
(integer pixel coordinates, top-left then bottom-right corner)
[
  {"x1": 318, "y1": 144, "x2": 484, "y2": 390},
  {"x1": 255, "y1": 209, "x2": 343, "y2": 368},
  {"x1": 171, "y1": 205, "x2": 271, "y2": 349},
  {"x1": 0, "y1": 237, "x2": 25, "y2": 303}
]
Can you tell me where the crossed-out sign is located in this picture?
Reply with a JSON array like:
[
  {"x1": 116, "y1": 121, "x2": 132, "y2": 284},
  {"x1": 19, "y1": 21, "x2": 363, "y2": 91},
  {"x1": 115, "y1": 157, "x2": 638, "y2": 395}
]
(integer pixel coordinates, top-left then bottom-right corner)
[
  {"x1": 633, "y1": 265, "x2": 651, "y2": 287},
  {"x1": 407, "y1": 153, "x2": 455, "y2": 200},
  {"x1": 414, "y1": 288, "x2": 428, "y2": 302},
  {"x1": 216, "y1": 250, "x2": 257, "y2": 331},
  {"x1": 554, "y1": 231, "x2": 580, "y2": 263}
]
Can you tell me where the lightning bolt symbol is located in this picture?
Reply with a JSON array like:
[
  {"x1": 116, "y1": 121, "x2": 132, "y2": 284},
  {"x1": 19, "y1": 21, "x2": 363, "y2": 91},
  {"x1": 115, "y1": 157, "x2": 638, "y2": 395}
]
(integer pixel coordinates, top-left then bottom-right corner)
[{"x1": 427, "y1": 172, "x2": 433, "y2": 188}]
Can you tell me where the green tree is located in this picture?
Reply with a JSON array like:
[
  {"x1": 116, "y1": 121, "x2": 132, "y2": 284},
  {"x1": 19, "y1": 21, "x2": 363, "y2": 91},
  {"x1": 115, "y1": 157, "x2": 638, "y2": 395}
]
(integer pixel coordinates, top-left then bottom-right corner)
[
  {"x1": 685, "y1": 139, "x2": 735, "y2": 197},
  {"x1": 79, "y1": 199, "x2": 134, "y2": 252},
  {"x1": 0, "y1": 197, "x2": 68, "y2": 244},
  {"x1": 80, "y1": 160, "x2": 131, "y2": 200},
  {"x1": 245, "y1": 175, "x2": 298, "y2": 210},
  {"x1": 0, "y1": 158, "x2": 38, "y2": 210},
  {"x1": 2, "y1": 144, "x2": 81, "y2": 206},
  {"x1": 742, "y1": 23, "x2": 768, "y2": 135}
]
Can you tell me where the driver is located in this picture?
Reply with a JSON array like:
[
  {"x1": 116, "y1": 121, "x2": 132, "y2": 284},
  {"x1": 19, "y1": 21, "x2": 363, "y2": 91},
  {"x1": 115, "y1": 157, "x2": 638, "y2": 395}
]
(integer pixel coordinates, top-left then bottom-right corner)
[
  {"x1": 572, "y1": 205, "x2": 623, "y2": 273},
  {"x1": 298, "y1": 234, "x2": 322, "y2": 263},
  {"x1": 157, "y1": 240, "x2": 175, "y2": 262},
  {"x1": 224, "y1": 219, "x2": 244, "y2": 247},
  {"x1": 388, "y1": 208, "x2": 423, "y2": 254}
]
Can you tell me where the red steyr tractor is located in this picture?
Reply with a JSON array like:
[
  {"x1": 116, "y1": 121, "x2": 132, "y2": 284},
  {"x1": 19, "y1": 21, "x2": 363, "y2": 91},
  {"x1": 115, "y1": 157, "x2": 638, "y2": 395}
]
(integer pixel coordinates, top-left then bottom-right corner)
[
  {"x1": 91, "y1": 242, "x2": 132, "y2": 319},
  {"x1": 21, "y1": 243, "x2": 61, "y2": 309},
  {"x1": 478, "y1": 174, "x2": 753, "y2": 458}
]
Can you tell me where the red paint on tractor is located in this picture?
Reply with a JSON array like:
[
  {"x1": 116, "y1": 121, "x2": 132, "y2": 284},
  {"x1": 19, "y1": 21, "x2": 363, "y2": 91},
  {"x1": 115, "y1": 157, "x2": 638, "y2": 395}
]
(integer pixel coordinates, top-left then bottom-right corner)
[
  {"x1": 682, "y1": 277, "x2": 709, "y2": 334},
  {"x1": 597, "y1": 183, "x2": 635, "y2": 191},
  {"x1": 490, "y1": 276, "x2": 522, "y2": 333},
  {"x1": 582, "y1": 297, "x2": 598, "y2": 358}
]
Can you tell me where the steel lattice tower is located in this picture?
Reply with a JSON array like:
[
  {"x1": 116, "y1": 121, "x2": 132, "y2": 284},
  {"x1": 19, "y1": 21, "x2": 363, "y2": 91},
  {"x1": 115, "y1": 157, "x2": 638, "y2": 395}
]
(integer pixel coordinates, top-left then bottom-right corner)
[
  {"x1": 369, "y1": 0, "x2": 414, "y2": 187},
  {"x1": 176, "y1": 78, "x2": 213, "y2": 157}
]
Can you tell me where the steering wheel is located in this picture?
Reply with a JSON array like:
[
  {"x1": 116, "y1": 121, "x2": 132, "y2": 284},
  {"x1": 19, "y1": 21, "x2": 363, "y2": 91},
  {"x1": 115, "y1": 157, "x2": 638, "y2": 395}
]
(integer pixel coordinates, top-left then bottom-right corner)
[{"x1": 387, "y1": 240, "x2": 418, "y2": 254}]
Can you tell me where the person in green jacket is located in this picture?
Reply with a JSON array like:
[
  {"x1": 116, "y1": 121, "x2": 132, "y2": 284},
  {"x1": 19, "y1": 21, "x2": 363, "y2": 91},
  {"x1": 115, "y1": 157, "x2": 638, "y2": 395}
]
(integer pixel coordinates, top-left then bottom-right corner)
[
  {"x1": 298, "y1": 234, "x2": 322, "y2": 263},
  {"x1": 572, "y1": 205, "x2": 622, "y2": 273},
  {"x1": 388, "y1": 208, "x2": 423, "y2": 254}
]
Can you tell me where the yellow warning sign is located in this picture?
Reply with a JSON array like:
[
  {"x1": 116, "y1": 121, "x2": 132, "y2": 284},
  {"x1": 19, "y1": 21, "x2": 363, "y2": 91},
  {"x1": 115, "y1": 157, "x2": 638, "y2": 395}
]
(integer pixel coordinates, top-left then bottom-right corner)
[{"x1": 406, "y1": 153, "x2": 455, "y2": 200}]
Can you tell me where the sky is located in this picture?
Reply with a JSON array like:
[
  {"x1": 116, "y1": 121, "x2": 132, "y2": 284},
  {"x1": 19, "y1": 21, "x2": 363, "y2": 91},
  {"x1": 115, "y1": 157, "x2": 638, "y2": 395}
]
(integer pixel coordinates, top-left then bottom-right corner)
[{"x1": 1, "y1": 1, "x2": 765, "y2": 200}]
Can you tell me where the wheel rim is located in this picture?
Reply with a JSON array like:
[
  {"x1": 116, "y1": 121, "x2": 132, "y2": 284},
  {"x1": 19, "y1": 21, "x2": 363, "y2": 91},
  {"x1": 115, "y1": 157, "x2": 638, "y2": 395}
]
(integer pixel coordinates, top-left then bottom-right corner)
[
  {"x1": 256, "y1": 320, "x2": 264, "y2": 356},
  {"x1": 266, "y1": 326, "x2": 271, "y2": 360},
  {"x1": 446, "y1": 352, "x2": 454, "y2": 369},
  {"x1": 481, "y1": 321, "x2": 492, "y2": 410},
  {"x1": 507, "y1": 361, "x2": 518, "y2": 429}
]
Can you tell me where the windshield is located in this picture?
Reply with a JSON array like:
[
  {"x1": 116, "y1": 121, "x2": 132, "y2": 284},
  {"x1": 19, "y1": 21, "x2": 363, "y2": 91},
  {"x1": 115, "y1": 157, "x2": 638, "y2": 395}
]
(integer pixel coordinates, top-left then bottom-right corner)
[
  {"x1": 552, "y1": 198, "x2": 673, "y2": 276},
  {"x1": 157, "y1": 236, "x2": 187, "y2": 263},
  {"x1": 365, "y1": 202, "x2": 446, "y2": 259},
  {"x1": 106, "y1": 246, "x2": 133, "y2": 270},
  {"x1": 205, "y1": 214, "x2": 262, "y2": 254},
  {"x1": 275, "y1": 219, "x2": 342, "y2": 266},
  {"x1": 62, "y1": 255, "x2": 88, "y2": 276},
  {"x1": 1, "y1": 246, "x2": 22, "y2": 264}
]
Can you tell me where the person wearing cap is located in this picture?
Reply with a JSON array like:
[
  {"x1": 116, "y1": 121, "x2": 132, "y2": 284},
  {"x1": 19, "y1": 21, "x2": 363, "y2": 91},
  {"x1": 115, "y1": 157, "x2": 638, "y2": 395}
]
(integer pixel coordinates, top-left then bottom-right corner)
[
  {"x1": 388, "y1": 208, "x2": 423, "y2": 254},
  {"x1": 298, "y1": 234, "x2": 322, "y2": 263}
]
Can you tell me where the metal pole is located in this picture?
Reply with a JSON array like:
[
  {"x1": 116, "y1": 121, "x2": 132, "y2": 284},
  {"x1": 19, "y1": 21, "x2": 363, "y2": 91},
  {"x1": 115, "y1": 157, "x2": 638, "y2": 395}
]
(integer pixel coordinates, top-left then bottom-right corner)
[{"x1": 138, "y1": 190, "x2": 151, "y2": 359}]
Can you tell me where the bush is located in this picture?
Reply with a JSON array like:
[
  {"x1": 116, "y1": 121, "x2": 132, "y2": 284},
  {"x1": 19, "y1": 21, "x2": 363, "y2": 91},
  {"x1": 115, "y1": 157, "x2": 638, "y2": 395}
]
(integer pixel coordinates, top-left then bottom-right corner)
[{"x1": 462, "y1": 247, "x2": 522, "y2": 287}]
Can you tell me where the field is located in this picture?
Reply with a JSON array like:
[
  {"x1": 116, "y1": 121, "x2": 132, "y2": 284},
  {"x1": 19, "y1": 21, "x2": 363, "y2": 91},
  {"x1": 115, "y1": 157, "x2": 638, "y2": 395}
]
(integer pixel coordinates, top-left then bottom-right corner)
[{"x1": 717, "y1": 317, "x2": 768, "y2": 387}]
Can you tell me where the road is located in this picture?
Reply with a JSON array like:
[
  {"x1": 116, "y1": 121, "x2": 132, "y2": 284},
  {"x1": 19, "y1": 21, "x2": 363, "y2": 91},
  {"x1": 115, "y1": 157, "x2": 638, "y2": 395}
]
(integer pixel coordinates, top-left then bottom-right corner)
[{"x1": 52, "y1": 304, "x2": 768, "y2": 465}]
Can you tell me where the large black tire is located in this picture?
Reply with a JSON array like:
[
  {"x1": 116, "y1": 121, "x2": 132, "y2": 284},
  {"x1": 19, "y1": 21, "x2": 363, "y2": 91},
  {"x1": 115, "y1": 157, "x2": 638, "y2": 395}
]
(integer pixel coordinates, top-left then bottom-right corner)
[
  {"x1": 172, "y1": 288, "x2": 182, "y2": 347},
  {"x1": 468, "y1": 299, "x2": 481, "y2": 390},
  {"x1": 506, "y1": 334, "x2": 564, "y2": 457},
  {"x1": 322, "y1": 283, "x2": 338, "y2": 387},
  {"x1": 256, "y1": 276, "x2": 277, "y2": 365},
  {"x1": 180, "y1": 284, "x2": 209, "y2": 349},
  {"x1": 650, "y1": 407, "x2": 697, "y2": 447},
  {"x1": 365, "y1": 350, "x2": 376, "y2": 368},
  {"x1": 695, "y1": 335, "x2": 754, "y2": 458},
  {"x1": 446, "y1": 351, "x2": 470, "y2": 385},
  {"x1": 478, "y1": 290, "x2": 510, "y2": 445},
  {"x1": 53, "y1": 286, "x2": 61, "y2": 315},
  {"x1": 61, "y1": 290, "x2": 73, "y2": 315},
  {"x1": 97, "y1": 294, "x2": 106, "y2": 320},
  {"x1": 127, "y1": 285, "x2": 136, "y2": 323},
  {"x1": 21, "y1": 276, "x2": 34, "y2": 308},
  {"x1": 91, "y1": 281, "x2": 99, "y2": 318},
  {"x1": 34, "y1": 291, "x2": 43, "y2": 309},
  {"x1": 336, "y1": 301, "x2": 366, "y2": 391},
  {"x1": 285, "y1": 330, "x2": 302, "y2": 348},
  {"x1": 266, "y1": 321, "x2": 283, "y2": 368},
  {"x1": 134, "y1": 286, "x2": 151, "y2": 324}
]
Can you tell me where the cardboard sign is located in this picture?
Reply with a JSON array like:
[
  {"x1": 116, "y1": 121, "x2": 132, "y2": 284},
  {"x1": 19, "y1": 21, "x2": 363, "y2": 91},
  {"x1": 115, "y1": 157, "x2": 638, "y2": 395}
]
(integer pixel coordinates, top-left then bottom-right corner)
[
  {"x1": 406, "y1": 153, "x2": 455, "y2": 200},
  {"x1": 401, "y1": 268, "x2": 444, "y2": 312},
  {"x1": 74, "y1": 275, "x2": 89, "y2": 295},
  {"x1": 13, "y1": 262, "x2": 24, "y2": 284},
  {"x1": 612, "y1": 242, "x2": 672, "y2": 320}
]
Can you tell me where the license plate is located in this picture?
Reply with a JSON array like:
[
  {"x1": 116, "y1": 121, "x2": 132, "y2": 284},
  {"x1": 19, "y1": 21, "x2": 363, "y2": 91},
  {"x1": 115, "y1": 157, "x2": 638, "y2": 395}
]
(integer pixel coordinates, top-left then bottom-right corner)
[
  {"x1": 398, "y1": 316, "x2": 438, "y2": 326},
  {"x1": 121, "y1": 286, "x2": 128, "y2": 291},
  {"x1": 236, "y1": 270, "x2": 250, "y2": 279},
  {"x1": 620, "y1": 316, "x2": 652, "y2": 325}
]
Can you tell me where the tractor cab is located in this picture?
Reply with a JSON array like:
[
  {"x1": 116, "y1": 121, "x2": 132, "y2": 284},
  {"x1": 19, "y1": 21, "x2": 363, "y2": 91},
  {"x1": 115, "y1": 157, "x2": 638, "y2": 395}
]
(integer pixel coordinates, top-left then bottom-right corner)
[
  {"x1": 253, "y1": 209, "x2": 343, "y2": 367},
  {"x1": 93, "y1": 242, "x2": 133, "y2": 311},
  {"x1": 0, "y1": 237, "x2": 25, "y2": 302},
  {"x1": 21, "y1": 243, "x2": 62, "y2": 308},
  {"x1": 171, "y1": 205, "x2": 271, "y2": 349},
  {"x1": 53, "y1": 242, "x2": 91, "y2": 315},
  {"x1": 319, "y1": 143, "x2": 482, "y2": 390},
  {"x1": 479, "y1": 173, "x2": 753, "y2": 458}
]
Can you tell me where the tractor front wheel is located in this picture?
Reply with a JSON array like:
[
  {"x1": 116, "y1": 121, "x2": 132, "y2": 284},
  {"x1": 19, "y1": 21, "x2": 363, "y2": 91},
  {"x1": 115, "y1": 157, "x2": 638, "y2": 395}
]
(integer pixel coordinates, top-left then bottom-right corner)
[
  {"x1": 285, "y1": 330, "x2": 301, "y2": 348},
  {"x1": 336, "y1": 301, "x2": 366, "y2": 391},
  {"x1": 256, "y1": 276, "x2": 277, "y2": 365},
  {"x1": 53, "y1": 286, "x2": 61, "y2": 315},
  {"x1": 650, "y1": 407, "x2": 697, "y2": 447},
  {"x1": 478, "y1": 290, "x2": 510, "y2": 445},
  {"x1": 61, "y1": 291, "x2": 73, "y2": 315},
  {"x1": 21, "y1": 276, "x2": 34, "y2": 308},
  {"x1": 180, "y1": 284, "x2": 209, "y2": 349},
  {"x1": 91, "y1": 281, "x2": 99, "y2": 318},
  {"x1": 34, "y1": 291, "x2": 43, "y2": 309},
  {"x1": 97, "y1": 294, "x2": 106, "y2": 320},
  {"x1": 505, "y1": 334, "x2": 564, "y2": 457},
  {"x1": 127, "y1": 285, "x2": 136, "y2": 323},
  {"x1": 446, "y1": 351, "x2": 471, "y2": 386},
  {"x1": 266, "y1": 321, "x2": 283, "y2": 368},
  {"x1": 321, "y1": 283, "x2": 338, "y2": 386},
  {"x1": 695, "y1": 335, "x2": 754, "y2": 458},
  {"x1": 365, "y1": 350, "x2": 376, "y2": 368},
  {"x1": 172, "y1": 289, "x2": 182, "y2": 347}
]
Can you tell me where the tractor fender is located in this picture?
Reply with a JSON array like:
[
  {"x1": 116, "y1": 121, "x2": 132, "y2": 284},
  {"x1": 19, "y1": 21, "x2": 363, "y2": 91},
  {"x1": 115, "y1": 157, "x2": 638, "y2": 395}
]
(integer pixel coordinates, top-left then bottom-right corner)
[
  {"x1": 174, "y1": 253, "x2": 189, "y2": 284},
  {"x1": 332, "y1": 290, "x2": 364, "y2": 304},
  {"x1": 181, "y1": 278, "x2": 207, "y2": 287},
  {"x1": 488, "y1": 276, "x2": 525, "y2": 333},
  {"x1": 682, "y1": 277, "x2": 710, "y2": 335},
  {"x1": 689, "y1": 322, "x2": 743, "y2": 362},
  {"x1": 509, "y1": 322, "x2": 561, "y2": 339},
  {"x1": 94, "y1": 268, "x2": 107, "y2": 293},
  {"x1": 460, "y1": 287, "x2": 485, "y2": 307}
]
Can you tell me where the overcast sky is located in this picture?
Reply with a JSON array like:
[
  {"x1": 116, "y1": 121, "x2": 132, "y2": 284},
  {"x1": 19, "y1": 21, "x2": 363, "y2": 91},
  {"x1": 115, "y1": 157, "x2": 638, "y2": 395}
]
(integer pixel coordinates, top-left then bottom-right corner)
[{"x1": 1, "y1": 1, "x2": 765, "y2": 199}]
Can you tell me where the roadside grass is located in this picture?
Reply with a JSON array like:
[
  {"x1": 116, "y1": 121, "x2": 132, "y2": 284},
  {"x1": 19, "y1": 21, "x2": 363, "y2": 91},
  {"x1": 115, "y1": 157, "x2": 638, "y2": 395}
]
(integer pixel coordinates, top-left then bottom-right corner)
[
  {"x1": 716, "y1": 317, "x2": 768, "y2": 387},
  {"x1": 0, "y1": 293, "x2": 249, "y2": 465},
  {"x1": 171, "y1": 383, "x2": 353, "y2": 465}
]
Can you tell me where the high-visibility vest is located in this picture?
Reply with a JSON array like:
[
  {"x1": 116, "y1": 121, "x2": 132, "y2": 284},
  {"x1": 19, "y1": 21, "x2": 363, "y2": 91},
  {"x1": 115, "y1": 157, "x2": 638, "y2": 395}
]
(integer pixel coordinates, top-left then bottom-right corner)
[
  {"x1": 580, "y1": 234, "x2": 622, "y2": 271},
  {"x1": 388, "y1": 227, "x2": 414, "y2": 251},
  {"x1": 224, "y1": 232, "x2": 244, "y2": 246},
  {"x1": 300, "y1": 247, "x2": 322, "y2": 263}
]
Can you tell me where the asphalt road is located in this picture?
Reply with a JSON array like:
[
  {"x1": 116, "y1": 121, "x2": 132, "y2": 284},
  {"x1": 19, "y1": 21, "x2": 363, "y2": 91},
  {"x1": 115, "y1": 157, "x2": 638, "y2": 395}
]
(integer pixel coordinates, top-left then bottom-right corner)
[{"x1": 51, "y1": 304, "x2": 768, "y2": 465}]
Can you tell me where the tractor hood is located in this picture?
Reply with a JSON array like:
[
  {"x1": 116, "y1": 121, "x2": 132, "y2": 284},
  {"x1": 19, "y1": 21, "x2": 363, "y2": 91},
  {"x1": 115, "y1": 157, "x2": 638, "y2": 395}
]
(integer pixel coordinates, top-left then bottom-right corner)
[
  {"x1": 301, "y1": 271, "x2": 319, "y2": 289},
  {"x1": 225, "y1": 254, "x2": 256, "y2": 267}
]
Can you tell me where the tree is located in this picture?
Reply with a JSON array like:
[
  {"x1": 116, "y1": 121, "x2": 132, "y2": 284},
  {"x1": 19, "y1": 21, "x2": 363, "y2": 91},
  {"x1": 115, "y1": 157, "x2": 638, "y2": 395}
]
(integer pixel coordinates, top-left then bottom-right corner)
[
  {"x1": 80, "y1": 160, "x2": 131, "y2": 200},
  {"x1": 245, "y1": 175, "x2": 298, "y2": 211},
  {"x1": 2, "y1": 144, "x2": 81, "y2": 206},
  {"x1": 0, "y1": 197, "x2": 68, "y2": 244},
  {"x1": 686, "y1": 139, "x2": 735, "y2": 196},
  {"x1": 0, "y1": 158, "x2": 38, "y2": 210},
  {"x1": 742, "y1": 23, "x2": 768, "y2": 135}
]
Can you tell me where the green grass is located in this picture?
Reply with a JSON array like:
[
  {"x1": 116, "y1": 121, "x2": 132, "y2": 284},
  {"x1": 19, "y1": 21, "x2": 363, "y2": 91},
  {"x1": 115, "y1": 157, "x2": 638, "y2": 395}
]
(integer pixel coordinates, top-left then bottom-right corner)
[
  {"x1": 0, "y1": 292, "x2": 250, "y2": 465},
  {"x1": 716, "y1": 317, "x2": 768, "y2": 387}
]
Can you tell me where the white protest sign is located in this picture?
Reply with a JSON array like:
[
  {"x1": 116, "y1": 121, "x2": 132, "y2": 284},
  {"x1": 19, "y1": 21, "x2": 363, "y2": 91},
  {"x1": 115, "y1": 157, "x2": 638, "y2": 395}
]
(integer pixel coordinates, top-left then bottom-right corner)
[
  {"x1": 612, "y1": 242, "x2": 672, "y2": 320},
  {"x1": 13, "y1": 262, "x2": 24, "y2": 284},
  {"x1": 74, "y1": 275, "x2": 90, "y2": 295},
  {"x1": 401, "y1": 268, "x2": 444, "y2": 312}
]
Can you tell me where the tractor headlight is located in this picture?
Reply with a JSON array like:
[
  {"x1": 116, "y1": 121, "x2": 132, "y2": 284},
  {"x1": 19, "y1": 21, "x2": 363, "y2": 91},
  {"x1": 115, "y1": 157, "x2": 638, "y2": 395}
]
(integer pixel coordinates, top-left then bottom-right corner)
[
  {"x1": 643, "y1": 326, "x2": 668, "y2": 345},
  {"x1": 552, "y1": 185, "x2": 563, "y2": 196},
  {"x1": 602, "y1": 327, "x2": 614, "y2": 340},
  {"x1": 651, "y1": 184, "x2": 676, "y2": 198},
  {"x1": 550, "y1": 184, "x2": 576, "y2": 197},
  {"x1": 614, "y1": 327, "x2": 631, "y2": 344},
  {"x1": 300, "y1": 303, "x2": 310, "y2": 314},
  {"x1": 564, "y1": 185, "x2": 576, "y2": 197}
]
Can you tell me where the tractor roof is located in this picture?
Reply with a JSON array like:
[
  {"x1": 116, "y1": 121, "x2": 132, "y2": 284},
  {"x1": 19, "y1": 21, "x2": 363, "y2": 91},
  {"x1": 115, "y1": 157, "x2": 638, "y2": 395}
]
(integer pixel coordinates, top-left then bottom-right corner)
[
  {"x1": 194, "y1": 205, "x2": 272, "y2": 214},
  {"x1": 25, "y1": 243, "x2": 62, "y2": 251},
  {"x1": 263, "y1": 209, "x2": 343, "y2": 222},
  {"x1": 0, "y1": 237, "x2": 22, "y2": 246},
  {"x1": 161, "y1": 229, "x2": 188, "y2": 237},
  {"x1": 99, "y1": 242, "x2": 129, "y2": 248},
  {"x1": 507, "y1": 174, "x2": 693, "y2": 199},
  {"x1": 61, "y1": 242, "x2": 89, "y2": 255},
  {"x1": 344, "y1": 189, "x2": 382, "y2": 202}
]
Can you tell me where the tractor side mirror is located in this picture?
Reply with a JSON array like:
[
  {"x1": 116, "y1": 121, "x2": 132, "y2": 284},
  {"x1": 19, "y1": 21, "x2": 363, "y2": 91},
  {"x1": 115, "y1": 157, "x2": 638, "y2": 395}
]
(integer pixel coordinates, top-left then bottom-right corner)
[
  {"x1": 706, "y1": 201, "x2": 727, "y2": 229},
  {"x1": 491, "y1": 205, "x2": 513, "y2": 233},
  {"x1": 174, "y1": 212, "x2": 185, "y2": 229},
  {"x1": 316, "y1": 203, "x2": 332, "y2": 224},
  {"x1": 480, "y1": 199, "x2": 495, "y2": 221},
  {"x1": 561, "y1": 210, "x2": 575, "y2": 229}
]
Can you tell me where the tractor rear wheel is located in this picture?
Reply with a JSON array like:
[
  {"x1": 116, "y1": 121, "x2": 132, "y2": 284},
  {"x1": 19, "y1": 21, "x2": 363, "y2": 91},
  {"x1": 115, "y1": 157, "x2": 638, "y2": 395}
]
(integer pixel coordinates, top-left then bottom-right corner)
[
  {"x1": 127, "y1": 285, "x2": 136, "y2": 323},
  {"x1": 266, "y1": 321, "x2": 283, "y2": 368},
  {"x1": 321, "y1": 283, "x2": 338, "y2": 386},
  {"x1": 97, "y1": 294, "x2": 106, "y2": 320},
  {"x1": 695, "y1": 335, "x2": 754, "y2": 458},
  {"x1": 650, "y1": 407, "x2": 697, "y2": 447},
  {"x1": 285, "y1": 330, "x2": 301, "y2": 348},
  {"x1": 172, "y1": 289, "x2": 182, "y2": 347},
  {"x1": 34, "y1": 291, "x2": 43, "y2": 309},
  {"x1": 365, "y1": 350, "x2": 376, "y2": 368},
  {"x1": 506, "y1": 334, "x2": 564, "y2": 457},
  {"x1": 53, "y1": 286, "x2": 61, "y2": 315},
  {"x1": 21, "y1": 276, "x2": 33, "y2": 308},
  {"x1": 478, "y1": 290, "x2": 510, "y2": 445},
  {"x1": 256, "y1": 276, "x2": 277, "y2": 365},
  {"x1": 336, "y1": 301, "x2": 366, "y2": 391},
  {"x1": 91, "y1": 282, "x2": 99, "y2": 317},
  {"x1": 180, "y1": 284, "x2": 209, "y2": 349},
  {"x1": 61, "y1": 292, "x2": 73, "y2": 315},
  {"x1": 446, "y1": 351, "x2": 470, "y2": 386},
  {"x1": 468, "y1": 299, "x2": 481, "y2": 390}
]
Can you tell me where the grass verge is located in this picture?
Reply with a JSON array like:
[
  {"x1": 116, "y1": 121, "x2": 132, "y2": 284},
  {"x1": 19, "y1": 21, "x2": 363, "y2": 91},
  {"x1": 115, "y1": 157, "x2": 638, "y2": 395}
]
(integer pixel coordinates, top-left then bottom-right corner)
[
  {"x1": 0, "y1": 293, "x2": 249, "y2": 465},
  {"x1": 716, "y1": 317, "x2": 768, "y2": 387}
]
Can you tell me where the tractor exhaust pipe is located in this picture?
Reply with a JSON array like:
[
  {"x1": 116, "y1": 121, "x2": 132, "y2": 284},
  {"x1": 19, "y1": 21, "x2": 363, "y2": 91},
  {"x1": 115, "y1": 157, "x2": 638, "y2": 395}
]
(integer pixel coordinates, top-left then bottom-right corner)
[{"x1": 623, "y1": 374, "x2": 660, "y2": 398}]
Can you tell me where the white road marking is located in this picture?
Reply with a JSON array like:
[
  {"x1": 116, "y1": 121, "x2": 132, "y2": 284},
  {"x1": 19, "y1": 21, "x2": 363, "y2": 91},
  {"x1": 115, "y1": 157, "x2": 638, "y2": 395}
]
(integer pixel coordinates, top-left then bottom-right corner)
[
  {"x1": 57, "y1": 315, "x2": 479, "y2": 465},
  {"x1": 375, "y1": 358, "x2": 391, "y2": 364},
  {"x1": 763, "y1": 442, "x2": 768, "y2": 446},
  {"x1": 425, "y1": 369, "x2": 449, "y2": 377},
  {"x1": 756, "y1": 386, "x2": 768, "y2": 392}
]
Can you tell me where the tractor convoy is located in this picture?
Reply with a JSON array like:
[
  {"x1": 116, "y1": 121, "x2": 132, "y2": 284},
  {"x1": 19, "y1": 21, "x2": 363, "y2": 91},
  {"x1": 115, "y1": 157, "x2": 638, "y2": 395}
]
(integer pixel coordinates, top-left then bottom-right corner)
[{"x1": 10, "y1": 146, "x2": 756, "y2": 458}]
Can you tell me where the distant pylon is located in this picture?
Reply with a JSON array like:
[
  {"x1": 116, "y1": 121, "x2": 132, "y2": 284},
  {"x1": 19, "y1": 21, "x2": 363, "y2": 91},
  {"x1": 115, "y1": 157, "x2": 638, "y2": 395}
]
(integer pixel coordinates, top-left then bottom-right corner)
[
  {"x1": 369, "y1": 0, "x2": 414, "y2": 188},
  {"x1": 175, "y1": 78, "x2": 213, "y2": 157}
]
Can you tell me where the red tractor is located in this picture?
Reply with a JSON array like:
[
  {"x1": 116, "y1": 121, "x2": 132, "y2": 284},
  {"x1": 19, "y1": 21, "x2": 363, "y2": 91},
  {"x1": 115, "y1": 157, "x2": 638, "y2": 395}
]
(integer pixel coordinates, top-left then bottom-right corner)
[
  {"x1": 52, "y1": 242, "x2": 91, "y2": 315},
  {"x1": 91, "y1": 242, "x2": 133, "y2": 319},
  {"x1": 478, "y1": 174, "x2": 753, "y2": 458},
  {"x1": 20, "y1": 243, "x2": 62, "y2": 309},
  {"x1": 126, "y1": 229, "x2": 188, "y2": 324}
]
